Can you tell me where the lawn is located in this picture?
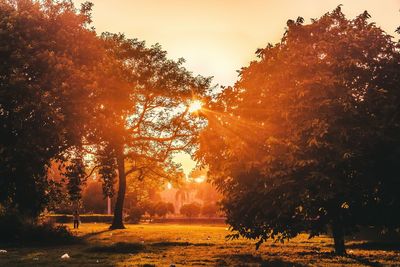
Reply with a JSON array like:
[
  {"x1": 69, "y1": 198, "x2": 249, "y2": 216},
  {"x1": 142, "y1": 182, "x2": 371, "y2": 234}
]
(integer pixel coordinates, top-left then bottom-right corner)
[{"x1": 0, "y1": 223, "x2": 399, "y2": 266}]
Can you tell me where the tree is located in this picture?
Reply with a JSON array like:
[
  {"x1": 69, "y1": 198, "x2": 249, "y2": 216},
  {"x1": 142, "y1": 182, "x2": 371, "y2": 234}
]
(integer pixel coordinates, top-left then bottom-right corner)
[
  {"x1": 180, "y1": 202, "x2": 201, "y2": 218},
  {"x1": 86, "y1": 33, "x2": 211, "y2": 229},
  {"x1": 0, "y1": 0, "x2": 105, "y2": 218},
  {"x1": 124, "y1": 165, "x2": 181, "y2": 221},
  {"x1": 63, "y1": 154, "x2": 87, "y2": 207},
  {"x1": 126, "y1": 205, "x2": 145, "y2": 224},
  {"x1": 81, "y1": 179, "x2": 111, "y2": 214},
  {"x1": 154, "y1": 201, "x2": 175, "y2": 218},
  {"x1": 197, "y1": 7, "x2": 400, "y2": 254},
  {"x1": 201, "y1": 202, "x2": 219, "y2": 218}
]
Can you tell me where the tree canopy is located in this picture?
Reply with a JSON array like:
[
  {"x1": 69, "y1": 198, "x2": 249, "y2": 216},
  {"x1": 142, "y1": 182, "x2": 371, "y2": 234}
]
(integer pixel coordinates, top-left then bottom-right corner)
[
  {"x1": 197, "y1": 7, "x2": 400, "y2": 254},
  {"x1": 87, "y1": 33, "x2": 211, "y2": 229},
  {"x1": 0, "y1": 0, "x2": 105, "y2": 217}
]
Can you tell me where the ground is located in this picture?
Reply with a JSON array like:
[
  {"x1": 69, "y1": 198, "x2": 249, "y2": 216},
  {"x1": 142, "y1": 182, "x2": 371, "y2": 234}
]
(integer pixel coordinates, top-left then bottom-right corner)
[{"x1": 0, "y1": 223, "x2": 399, "y2": 266}]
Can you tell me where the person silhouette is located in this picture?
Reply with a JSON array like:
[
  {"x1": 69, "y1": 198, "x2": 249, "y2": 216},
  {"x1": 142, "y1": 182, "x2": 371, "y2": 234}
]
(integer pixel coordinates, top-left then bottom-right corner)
[{"x1": 73, "y1": 210, "x2": 80, "y2": 229}]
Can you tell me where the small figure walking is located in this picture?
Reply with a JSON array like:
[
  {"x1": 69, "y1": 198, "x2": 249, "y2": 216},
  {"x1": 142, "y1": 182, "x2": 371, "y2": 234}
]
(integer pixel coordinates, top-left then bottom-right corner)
[{"x1": 73, "y1": 210, "x2": 80, "y2": 229}]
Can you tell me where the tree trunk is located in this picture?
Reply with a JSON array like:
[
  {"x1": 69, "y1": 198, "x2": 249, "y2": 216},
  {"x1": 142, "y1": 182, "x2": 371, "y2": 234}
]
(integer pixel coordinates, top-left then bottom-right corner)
[
  {"x1": 110, "y1": 148, "x2": 126, "y2": 229},
  {"x1": 332, "y1": 221, "x2": 346, "y2": 255}
]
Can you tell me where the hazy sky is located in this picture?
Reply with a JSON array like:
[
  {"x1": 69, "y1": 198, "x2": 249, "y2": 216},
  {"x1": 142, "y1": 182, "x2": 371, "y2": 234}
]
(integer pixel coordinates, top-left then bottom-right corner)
[
  {"x1": 73, "y1": 0, "x2": 400, "y2": 86},
  {"x1": 71, "y1": 0, "x2": 400, "y2": 176}
]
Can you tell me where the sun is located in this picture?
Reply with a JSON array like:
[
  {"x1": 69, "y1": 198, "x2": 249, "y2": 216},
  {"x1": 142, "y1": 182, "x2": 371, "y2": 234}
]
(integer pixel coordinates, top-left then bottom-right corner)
[{"x1": 188, "y1": 100, "x2": 203, "y2": 113}]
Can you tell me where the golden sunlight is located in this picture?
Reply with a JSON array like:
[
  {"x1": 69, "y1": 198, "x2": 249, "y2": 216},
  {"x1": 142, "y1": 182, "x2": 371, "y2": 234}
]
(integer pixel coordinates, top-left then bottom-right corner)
[
  {"x1": 188, "y1": 100, "x2": 203, "y2": 113},
  {"x1": 166, "y1": 182, "x2": 173, "y2": 190},
  {"x1": 194, "y1": 176, "x2": 206, "y2": 183}
]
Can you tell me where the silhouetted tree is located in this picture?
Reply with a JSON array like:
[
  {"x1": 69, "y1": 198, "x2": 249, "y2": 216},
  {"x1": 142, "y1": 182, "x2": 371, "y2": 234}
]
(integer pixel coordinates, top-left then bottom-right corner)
[
  {"x1": 63, "y1": 154, "x2": 87, "y2": 204},
  {"x1": 198, "y1": 7, "x2": 400, "y2": 254},
  {"x1": 0, "y1": 0, "x2": 104, "y2": 218}
]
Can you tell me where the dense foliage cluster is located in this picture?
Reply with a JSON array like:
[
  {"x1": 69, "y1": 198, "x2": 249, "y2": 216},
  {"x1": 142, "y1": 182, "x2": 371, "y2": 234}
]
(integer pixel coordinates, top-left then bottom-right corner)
[
  {"x1": 180, "y1": 202, "x2": 202, "y2": 218},
  {"x1": 198, "y1": 7, "x2": 400, "y2": 254},
  {"x1": 0, "y1": 0, "x2": 104, "y2": 217}
]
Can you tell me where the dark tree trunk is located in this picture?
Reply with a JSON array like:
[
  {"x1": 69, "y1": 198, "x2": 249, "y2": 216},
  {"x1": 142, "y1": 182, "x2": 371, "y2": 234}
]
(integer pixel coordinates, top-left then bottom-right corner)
[
  {"x1": 110, "y1": 148, "x2": 126, "y2": 229},
  {"x1": 332, "y1": 221, "x2": 346, "y2": 255}
]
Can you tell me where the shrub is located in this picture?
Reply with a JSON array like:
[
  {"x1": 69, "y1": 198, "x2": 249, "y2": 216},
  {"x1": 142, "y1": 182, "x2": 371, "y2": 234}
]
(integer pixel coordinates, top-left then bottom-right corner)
[
  {"x1": 180, "y1": 202, "x2": 201, "y2": 218},
  {"x1": 127, "y1": 206, "x2": 145, "y2": 224},
  {"x1": 23, "y1": 221, "x2": 77, "y2": 245},
  {"x1": 154, "y1": 202, "x2": 175, "y2": 218},
  {"x1": 0, "y1": 210, "x2": 24, "y2": 241},
  {"x1": 0, "y1": 210, "x2": 76, "y2": 244},
  {"x1": 201, "y1": 203, "x2": 219, "y2": 218}
]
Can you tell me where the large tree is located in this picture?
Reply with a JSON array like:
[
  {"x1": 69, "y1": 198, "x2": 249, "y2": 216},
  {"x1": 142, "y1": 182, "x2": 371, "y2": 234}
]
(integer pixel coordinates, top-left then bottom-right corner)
[
  {"x1": 87, "y1": 33, "x2": 210, "y2": 229},
  {"x1": 0, "y1": 0, "x2": 105, "y2": 217},
  {"x1": 197, "y1": 7, "x2": 400, "y2": 254}
]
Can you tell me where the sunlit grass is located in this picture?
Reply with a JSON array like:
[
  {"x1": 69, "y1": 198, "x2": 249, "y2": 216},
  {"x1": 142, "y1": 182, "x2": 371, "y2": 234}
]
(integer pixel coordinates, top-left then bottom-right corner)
[{"x1": 0, "y1": 223, "x2": 398, "y2": 266}]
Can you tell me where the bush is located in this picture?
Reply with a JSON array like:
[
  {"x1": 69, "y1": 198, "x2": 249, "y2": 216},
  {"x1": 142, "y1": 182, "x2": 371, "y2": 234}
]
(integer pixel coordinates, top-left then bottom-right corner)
[
  {"x1": 201, "y1": 203, "x2": 219, "y2": 218},
  {"x1": 180, "y1": 202, "x2": 202, "y2": 218},
  {"x1": 0, "y1": 210, "x2": 76, "y2": 244},
  {"x1": 127, "y1": 206, "x2": 145, "y2": 224},
  {"x1": 154, "y1": 202, "x2": 175, "y2": 218},
  {"x1": 23, "y1": 221, "x2": 77, "y2": 245},
  {"x1": 0, "y1": 210, "x2": 24, "y2": 241}
]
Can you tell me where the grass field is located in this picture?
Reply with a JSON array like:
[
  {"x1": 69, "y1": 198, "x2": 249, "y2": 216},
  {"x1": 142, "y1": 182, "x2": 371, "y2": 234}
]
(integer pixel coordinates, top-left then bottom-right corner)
[{"x1": 0, "y1": 223, "x2": 399, "y2": 266}]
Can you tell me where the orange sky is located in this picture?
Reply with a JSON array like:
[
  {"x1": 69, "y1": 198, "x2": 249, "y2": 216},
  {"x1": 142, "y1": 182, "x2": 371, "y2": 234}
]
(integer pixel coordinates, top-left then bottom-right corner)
[
  {"x1": 72, "y1": 0, "x2": 400, "y2": 175},
  {"x1": 73, "y1": 0, "x2": 399, "y2": 86}
]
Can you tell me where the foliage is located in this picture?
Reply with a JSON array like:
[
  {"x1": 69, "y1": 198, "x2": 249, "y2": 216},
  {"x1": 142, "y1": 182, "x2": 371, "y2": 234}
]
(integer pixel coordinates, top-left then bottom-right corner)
[
  {"x1": 21, "y1": 221, "x2": 77, "y2": 245},
  {"x1": 81, "y1": 179, "x2": 112, "y2": 213},
  {"x1": 154, "y1": 201, "x2": 175, "y2": 217},
  {"x1": 198, "y1": 7, "x2": 400, "y2": 254},
  {"x1": 0, "y1": 0, "x2": 210, "y2": 228},
  {"x1": 97, "y1": 145, "x2": 117, "y2": 198},
  {"x1": 63, "y1": 154, "x2": 87, "y2": 202},
  {"x1": 201, "y1": 202, "x2": 219, "y2": 218},
  {"x1": 0, "y1": 207, "x2": 24, "y2": 241},
  {"x1": 0, "y1": 0, "x2": 104, "y2": 217},
  {"x1": 127, "y1": 201, "x2": 174, "y2": 223},
  {"x1": 127, "y1": 206, "x2": 146, "y2": 224},
  {"x1": 83, "y1": 31, "x2": 211, "y2": 229},
  {"x1": 0, "y1": 208, "x2": 75, "y2": 243},
  {"x1": 180, "y1": 202, "x2": 202, "y2": 218}
]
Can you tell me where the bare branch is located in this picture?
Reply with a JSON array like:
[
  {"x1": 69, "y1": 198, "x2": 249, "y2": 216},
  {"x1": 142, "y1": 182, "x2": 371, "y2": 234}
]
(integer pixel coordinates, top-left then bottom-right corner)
[{"x1": 84, "y1": 165, "x2": 101, "y2": 179}]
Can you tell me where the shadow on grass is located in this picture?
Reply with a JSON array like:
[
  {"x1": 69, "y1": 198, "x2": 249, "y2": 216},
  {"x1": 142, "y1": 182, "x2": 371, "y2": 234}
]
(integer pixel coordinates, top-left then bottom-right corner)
[
  {"x1": 151, "y1": 241, "x2": 213, "y2": 247},
  {"x1": 3, "y1": 228, "x2": 114, "y2": 248},
  {"x1": 86, "y1": 241, "x2": 214, "y2": 254},
  {"x1": 346, "y1": 254, "x2": 384, "y2": 267},
  {"x1": 297, "y1": 250, "x2": 385, "y2": 267},
  {"x1": 347, "y1": 241, "x2": 400, "y2": 251},
  {"x1": 0, "y1": 233, "x2": 83, "y2": 248},
  {"x1": 81, "y1": 229, "x2": 112, "y2": 239},
  {"x1": 86, "y1": 242, "x2": 146, "y2": 253},
  {"x1": 215, "y1": 254, "x2": 305, "y2": 267}
]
